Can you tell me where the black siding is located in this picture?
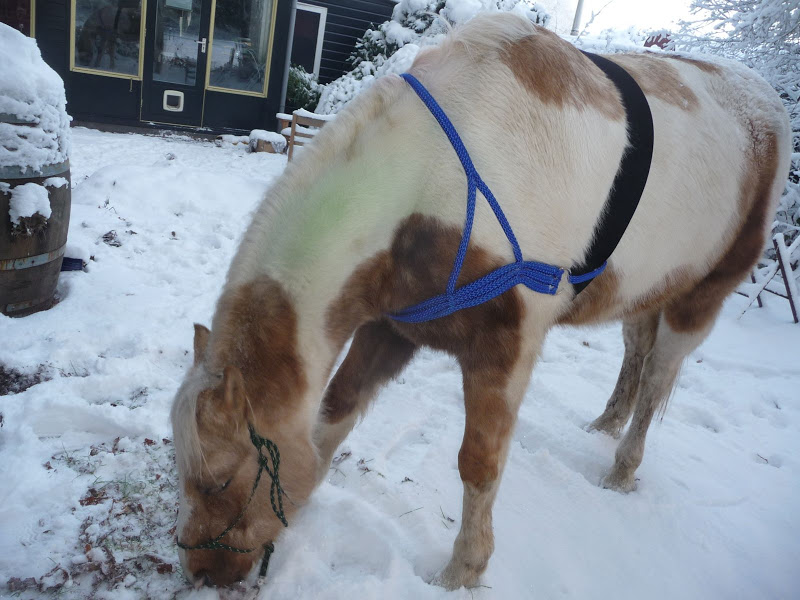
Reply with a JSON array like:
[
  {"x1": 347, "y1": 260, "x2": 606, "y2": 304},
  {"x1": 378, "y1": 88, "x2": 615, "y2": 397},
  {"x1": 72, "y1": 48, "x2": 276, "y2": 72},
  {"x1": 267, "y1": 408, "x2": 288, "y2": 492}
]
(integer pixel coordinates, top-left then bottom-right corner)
[
  {"x1": 35, "y1": 0, "x2": 69, "y2": 81},
  {"x1": 301, "y1": 0, "x2": 395, "y2": 83}
]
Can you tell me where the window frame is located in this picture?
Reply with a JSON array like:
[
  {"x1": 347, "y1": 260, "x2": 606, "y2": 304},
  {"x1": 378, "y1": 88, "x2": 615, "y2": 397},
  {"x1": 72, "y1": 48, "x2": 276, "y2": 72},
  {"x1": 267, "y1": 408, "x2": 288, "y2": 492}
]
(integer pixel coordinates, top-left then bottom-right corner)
[
  {"x1": 69, "y1": 0, "x2": 148, "y2": 80},
  {"x1": 294, "y1": 2, "x2": 326, "y2": 78},
  {"x1": 203, "y1": 0, "x2": 279, "y2": 97}
]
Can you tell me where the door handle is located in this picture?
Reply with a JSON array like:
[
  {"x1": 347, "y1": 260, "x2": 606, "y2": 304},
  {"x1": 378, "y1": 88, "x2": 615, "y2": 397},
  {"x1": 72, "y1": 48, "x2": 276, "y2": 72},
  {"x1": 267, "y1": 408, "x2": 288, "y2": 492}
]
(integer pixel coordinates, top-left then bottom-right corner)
[{"x1": 197, "y1": 38, "x2": 207, "y2": 53}]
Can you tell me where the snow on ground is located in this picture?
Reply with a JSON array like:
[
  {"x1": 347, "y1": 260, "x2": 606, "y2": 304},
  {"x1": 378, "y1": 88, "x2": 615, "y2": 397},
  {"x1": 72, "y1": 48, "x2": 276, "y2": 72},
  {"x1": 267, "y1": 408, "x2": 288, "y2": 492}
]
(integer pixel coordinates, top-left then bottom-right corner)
[{"x1": 1, "y1": 128, "x2": 799, "y2": 600}]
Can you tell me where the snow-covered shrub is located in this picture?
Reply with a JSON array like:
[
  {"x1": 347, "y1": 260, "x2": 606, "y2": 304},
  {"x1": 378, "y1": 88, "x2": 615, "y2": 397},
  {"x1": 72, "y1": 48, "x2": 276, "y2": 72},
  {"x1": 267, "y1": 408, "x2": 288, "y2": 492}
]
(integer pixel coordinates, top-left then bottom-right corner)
[
  {"x1": 286, "y1": 64, "x2": 322, "y2": 112},
  {"x1": 316, "y1": 0, "x2": 551, "y2": 114}
]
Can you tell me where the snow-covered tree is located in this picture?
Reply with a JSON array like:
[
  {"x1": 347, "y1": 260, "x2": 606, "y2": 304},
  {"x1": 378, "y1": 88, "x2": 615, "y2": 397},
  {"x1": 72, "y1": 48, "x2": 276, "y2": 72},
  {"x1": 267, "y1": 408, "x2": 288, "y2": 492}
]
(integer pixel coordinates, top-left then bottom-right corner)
[
  {"x1": 678, "y1": 1, "x2": 799, "y2": 267},
  {"x1": 679, "y1": 1, "x2": 799, "y2": 96},
  {"x1": 315, "y1": 0, "x2": 551, "y2": 114}
]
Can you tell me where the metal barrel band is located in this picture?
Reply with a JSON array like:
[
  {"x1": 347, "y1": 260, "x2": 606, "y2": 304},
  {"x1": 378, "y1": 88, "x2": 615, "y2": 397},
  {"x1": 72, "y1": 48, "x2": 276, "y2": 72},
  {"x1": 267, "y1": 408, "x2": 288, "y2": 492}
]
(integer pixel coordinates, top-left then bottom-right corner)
[
  {"x1": 0, "y1": 245, "x2": 66, "y2": 271},
  {"x1": 0, "y1": 159, "x2": 70, "y2": 180}
]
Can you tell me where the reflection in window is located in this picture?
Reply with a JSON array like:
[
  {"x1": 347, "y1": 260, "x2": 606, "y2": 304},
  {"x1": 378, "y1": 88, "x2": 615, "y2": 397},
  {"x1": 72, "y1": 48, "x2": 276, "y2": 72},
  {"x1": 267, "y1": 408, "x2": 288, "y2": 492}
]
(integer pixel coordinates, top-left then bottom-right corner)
[
  {"x1": 0, "y1": 0, "x2": 32, "y2": 37},
  {"x1": 208, "y1": 0, "x2": 274, "y2": 93},
  {"x1": 74, "y1": 0, "x2": 142, "y2": 76},
  {"x1": 153, "y1": 0, "x2": 202, "y2": 86}
]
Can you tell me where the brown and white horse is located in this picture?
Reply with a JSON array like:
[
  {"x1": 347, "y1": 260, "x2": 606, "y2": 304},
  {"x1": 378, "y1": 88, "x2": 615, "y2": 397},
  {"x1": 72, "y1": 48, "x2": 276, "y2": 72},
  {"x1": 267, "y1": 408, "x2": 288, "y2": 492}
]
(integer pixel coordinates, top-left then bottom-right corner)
[{"x1": 171, "y1": 13, "x2": 790, "y2": 589}]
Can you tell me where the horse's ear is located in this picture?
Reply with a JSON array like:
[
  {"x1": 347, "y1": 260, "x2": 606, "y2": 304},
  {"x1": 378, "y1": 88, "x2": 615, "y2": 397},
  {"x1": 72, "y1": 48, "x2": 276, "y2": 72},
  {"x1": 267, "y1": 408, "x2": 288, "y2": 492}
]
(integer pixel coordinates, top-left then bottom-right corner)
[
  {"x1": 222, "y1": 365, "x2": 247, "y2": 416},
  {"x1": 193, "y1": 324, "x2": 210, "y2": 365}
]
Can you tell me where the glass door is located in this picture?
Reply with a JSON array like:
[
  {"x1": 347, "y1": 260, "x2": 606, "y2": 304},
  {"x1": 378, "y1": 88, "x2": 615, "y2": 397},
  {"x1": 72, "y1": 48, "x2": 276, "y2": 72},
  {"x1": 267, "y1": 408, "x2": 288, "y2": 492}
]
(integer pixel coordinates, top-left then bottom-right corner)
[
  {"x1": 141, "y1": 0, "x2": 212, "y2": 126},
  {"x1": 290, "y1": 3, "x2": 326, "y2": 78}
]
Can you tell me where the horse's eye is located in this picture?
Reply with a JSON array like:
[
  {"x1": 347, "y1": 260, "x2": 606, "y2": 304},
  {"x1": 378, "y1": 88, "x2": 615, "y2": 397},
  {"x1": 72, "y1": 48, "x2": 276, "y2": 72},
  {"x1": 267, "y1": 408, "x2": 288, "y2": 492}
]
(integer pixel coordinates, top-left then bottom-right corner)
[{"x1": 202, "y1": 478, "x2": 232, "y2": 495}]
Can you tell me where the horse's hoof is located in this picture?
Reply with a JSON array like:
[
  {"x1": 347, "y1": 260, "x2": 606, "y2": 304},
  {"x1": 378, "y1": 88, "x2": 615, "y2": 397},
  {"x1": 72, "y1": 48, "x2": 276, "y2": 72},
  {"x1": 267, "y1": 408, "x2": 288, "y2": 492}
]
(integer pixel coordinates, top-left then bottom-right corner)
[
  {"x1": 585, "y1": 418, "x2": 622, "y2": 439},
  {"x1": 601, "y1": 470, "x2": 638, "y2": 493},
  {"x1": 431, "y1": 561, "x2": 482, "y2": 591}
]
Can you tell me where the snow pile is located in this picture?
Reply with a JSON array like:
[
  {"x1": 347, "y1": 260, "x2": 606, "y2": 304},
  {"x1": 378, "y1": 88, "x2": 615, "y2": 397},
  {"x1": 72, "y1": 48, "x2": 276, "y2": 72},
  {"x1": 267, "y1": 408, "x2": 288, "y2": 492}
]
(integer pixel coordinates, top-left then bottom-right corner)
[
  {"x1": 293, "y1": 108, "x2": 337, "y2": 121},
  {"x1": 44, "y1": 176, "x2": 69, "y2": 188},
  {"x1": 0, "y1": 23, "x2": 71, "y2": 173},
  {"x1": 0, "y1": 127, "x2": 285, "y2": 599},
  {"x1": 8, "y1": 182, "x2": 51, "y2": 224},
  {"x1": 0, "y1": 127, "x2": 798, "y2": 600},
  {"x1": 249, "y1": 129, "x2": 287, "y2": 153}
]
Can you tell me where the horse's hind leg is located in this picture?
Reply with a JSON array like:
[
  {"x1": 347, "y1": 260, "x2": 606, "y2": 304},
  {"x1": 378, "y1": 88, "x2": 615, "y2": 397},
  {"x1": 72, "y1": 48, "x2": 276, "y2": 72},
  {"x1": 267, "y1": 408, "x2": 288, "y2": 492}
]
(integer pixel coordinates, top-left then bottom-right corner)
[
  {"x1": 588, "y1": 310, "x2": 659, "y2": 437},
  {"x1": 602, "y1": 313, "x2": 715, "y2": 492},
  {"x1": 314, "y1": 320, "x2": 416, "y2": 483}
]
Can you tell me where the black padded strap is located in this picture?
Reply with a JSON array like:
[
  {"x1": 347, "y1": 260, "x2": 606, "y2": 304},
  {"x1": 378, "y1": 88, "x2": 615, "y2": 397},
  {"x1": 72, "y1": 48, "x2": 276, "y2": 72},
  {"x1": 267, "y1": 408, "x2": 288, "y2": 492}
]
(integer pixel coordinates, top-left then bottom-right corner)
[{"x1": 571, "y1": 51, "x2": 654, "y2": 294}]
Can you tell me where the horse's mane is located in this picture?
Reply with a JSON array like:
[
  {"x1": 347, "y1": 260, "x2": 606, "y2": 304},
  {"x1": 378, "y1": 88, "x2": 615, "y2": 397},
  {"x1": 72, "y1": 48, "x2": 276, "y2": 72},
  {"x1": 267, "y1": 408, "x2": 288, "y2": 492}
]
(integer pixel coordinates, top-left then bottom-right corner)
[{"x1": 171, "y1": 366, "x2": 218, "y2": 476}]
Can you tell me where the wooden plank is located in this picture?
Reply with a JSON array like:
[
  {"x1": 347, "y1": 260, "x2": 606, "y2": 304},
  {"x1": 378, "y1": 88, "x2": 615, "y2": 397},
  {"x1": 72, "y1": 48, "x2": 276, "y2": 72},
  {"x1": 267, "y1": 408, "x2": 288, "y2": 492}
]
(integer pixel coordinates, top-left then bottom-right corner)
[{"x1": 774, "y1": 234, "x2": 799, "y2": 323}]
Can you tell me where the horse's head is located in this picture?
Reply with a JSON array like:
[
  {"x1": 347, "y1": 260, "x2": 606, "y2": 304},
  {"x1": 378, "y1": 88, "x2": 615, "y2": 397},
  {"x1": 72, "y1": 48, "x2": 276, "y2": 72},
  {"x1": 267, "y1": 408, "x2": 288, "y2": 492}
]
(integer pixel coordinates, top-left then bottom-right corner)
[{"x1": 171, "y1": 323, "x2": 317, "y2": 587}]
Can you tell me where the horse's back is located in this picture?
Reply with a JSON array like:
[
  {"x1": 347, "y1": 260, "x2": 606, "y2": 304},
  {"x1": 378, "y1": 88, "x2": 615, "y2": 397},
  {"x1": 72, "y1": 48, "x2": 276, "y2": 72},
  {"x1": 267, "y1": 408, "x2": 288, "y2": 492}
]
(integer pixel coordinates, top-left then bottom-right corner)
[
  {"x1": 420, "y1": 15, "x2": 790, "y2": 326},
  {"x1": 559, "y1": 50, "x2": 791, "y2": 325}
]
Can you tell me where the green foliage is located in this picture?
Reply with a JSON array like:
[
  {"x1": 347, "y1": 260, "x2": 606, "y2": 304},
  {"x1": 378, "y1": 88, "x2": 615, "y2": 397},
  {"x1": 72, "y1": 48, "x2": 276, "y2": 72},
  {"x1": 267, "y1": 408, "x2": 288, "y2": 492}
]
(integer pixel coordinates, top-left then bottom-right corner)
[
  {"x1": 286, "y1": 64, "x2": 321, "y2": 111},
  {"x1": 348, "y1": 1, "x2": 447, "y2": 69},
  {"x1": 347, "y1": 0, "x2": 550, "y2": 71}
]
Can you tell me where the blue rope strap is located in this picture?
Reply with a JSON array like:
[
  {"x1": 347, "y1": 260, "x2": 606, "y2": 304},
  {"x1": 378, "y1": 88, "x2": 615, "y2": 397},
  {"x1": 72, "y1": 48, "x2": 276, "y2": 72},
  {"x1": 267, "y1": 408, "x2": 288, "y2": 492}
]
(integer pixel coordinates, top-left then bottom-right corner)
[{"x1": 388, "y1": 73, "x2": 605, "y2": 324}]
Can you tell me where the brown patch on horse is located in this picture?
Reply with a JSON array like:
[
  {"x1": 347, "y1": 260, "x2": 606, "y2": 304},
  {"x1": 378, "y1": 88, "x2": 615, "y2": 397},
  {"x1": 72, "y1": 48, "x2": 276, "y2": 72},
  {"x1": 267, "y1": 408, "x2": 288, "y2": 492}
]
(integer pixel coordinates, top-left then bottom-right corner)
[
  {"x1": 210, "y1": 276, "x2": 307, "y2": 421},
  {"x1": 459, "y1": 375, "x2": 515, "y2": 490},
  {"x1": 321, "y1": 320, "x2": 417, "y2": 424},
  {"x1": 500, "y1": 29, "x2": 624, "y2": 121},
  {"x1": 325, "y1": 213, "x2": 524, "y2": 428},
  {"x1": 665, "y1": 131, "x2": 780, "y2": 332},
  {"x1": 558, "y1": 264, "x2": 704, "y2": 325},
  {"x1": 625, "y1": 267, "x2": 697, "y2": 316},
  {"x1": 662, "y1": 55, "x2": 722, "y2": 74},
  {"x1": 606, "y1": 54, "x2": 700, "y2": 111},
  {"x1": 556, "y1": 267, "x2": 621, "y2": 325}
]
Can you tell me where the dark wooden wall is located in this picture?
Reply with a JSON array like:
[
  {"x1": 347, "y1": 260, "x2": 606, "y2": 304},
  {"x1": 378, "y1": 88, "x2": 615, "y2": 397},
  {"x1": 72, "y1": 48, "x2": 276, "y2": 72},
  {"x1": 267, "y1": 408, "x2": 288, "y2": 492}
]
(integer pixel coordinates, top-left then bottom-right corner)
[
  {"x1": 35, "y1": 0, "x2": 69, "y2": 81},
  {"x1": 301, "y1": 0, "x2": 395, "y2": 84}
]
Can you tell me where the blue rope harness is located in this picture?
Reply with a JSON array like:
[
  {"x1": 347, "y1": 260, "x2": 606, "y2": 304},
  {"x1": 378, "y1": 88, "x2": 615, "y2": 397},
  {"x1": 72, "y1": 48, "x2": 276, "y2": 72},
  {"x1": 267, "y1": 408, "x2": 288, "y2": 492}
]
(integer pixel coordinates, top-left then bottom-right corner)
[{"x1": 388, "y1": 73, "x2": 606, "y2": 324}]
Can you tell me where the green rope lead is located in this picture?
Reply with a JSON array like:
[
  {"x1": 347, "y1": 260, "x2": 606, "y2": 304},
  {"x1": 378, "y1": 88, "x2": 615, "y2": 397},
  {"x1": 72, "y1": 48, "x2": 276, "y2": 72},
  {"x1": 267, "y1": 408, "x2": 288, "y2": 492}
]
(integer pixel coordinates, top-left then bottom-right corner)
[
  {"x1": 249, "y1": 425, "x2": 288, "y2": 527},
  {"x1": 177, "y1": 423, "x2": 288, "y2": 580}
]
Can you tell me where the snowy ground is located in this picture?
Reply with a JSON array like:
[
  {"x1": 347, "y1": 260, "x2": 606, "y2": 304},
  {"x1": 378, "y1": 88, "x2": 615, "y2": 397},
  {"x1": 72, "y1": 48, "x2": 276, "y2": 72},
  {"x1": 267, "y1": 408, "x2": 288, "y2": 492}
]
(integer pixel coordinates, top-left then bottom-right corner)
[{"x1": 1, "y1": 128, "x2": 798, "y2": 600}]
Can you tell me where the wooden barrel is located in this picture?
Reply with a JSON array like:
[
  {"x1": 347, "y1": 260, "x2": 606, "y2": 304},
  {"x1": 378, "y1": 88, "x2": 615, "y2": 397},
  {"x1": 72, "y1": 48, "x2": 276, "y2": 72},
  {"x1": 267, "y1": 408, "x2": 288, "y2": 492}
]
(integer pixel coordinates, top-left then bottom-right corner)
[{"x1": 0, "y1": 113, "x2": 71, "y2": 317}]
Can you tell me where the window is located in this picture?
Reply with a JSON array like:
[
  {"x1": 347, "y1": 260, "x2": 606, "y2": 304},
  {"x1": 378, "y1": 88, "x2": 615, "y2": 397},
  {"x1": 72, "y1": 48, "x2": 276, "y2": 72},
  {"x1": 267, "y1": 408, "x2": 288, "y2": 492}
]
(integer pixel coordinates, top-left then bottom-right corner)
[
  {"x1": 207, "y1": 0, "x2": 275, "y2": 95},
  {"x1": 0, "y1": 0, "x2": 34, "y2": 37},
  {"x1": 72, "y1": 0, "x2": 145, "y2": 78},
  {"x1": 153, "y1": 0, "x2": 203, "y2": 86},
  {"x1": 291, "y1": 3, "x2": 326, "y2": 77}
]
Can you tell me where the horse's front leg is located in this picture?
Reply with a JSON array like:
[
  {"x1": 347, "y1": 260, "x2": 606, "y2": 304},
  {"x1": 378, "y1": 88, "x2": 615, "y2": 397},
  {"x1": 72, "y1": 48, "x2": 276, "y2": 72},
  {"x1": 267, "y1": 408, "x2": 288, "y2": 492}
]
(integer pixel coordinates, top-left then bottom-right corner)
[
  {"x1": 314, "y1": 320, "x2": 417, "y2": 484},
  {"x1": 435, "y1": 351, "x2": 534, "y2": 590}
]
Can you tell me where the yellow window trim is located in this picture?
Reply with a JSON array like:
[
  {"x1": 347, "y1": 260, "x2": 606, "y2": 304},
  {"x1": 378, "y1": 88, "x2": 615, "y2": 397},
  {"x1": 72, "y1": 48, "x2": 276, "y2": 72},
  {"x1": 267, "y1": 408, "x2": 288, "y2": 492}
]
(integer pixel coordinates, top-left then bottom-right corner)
[
  {"x1": 30, "y1": 0, "x2": 36, "y2": 37},
  {"x1": 203, "y1": 0, "x2": 278, "y2": 98},
  {"x1": 141, "y1": 118, "x2": 204, "y2": 129},
  {"x1": 71, "y1": 66, "x2": 142, "y2": 80},
  {"x1": 69, "y1": 0, "x2": 147, "y2": 80},
  {"x1": 206, "y1": 85, "x2": 268, "y2": 98}
]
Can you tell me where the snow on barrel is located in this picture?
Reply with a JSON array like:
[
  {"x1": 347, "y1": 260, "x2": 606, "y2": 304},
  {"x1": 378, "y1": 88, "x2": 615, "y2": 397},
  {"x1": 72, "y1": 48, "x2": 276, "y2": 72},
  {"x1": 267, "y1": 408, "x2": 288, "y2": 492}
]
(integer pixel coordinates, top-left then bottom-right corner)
[{"x1": 0, "y1": 23, "x2": 72, "y2": 317}]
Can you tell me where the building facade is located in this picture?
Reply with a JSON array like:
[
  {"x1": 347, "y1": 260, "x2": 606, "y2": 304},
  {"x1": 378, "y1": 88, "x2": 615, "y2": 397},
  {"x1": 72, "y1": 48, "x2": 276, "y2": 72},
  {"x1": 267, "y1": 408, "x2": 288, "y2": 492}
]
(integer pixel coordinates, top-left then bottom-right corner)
[{"x1": 3, "y1": 0, "x2": 394, "y2": 133}]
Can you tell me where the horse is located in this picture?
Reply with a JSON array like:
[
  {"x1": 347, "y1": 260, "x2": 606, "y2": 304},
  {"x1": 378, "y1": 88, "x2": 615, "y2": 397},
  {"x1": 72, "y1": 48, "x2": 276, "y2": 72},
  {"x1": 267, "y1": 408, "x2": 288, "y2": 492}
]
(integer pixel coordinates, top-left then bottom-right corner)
[{"x1": 171, "y1": 12, "x2": 791, "y2": 589}]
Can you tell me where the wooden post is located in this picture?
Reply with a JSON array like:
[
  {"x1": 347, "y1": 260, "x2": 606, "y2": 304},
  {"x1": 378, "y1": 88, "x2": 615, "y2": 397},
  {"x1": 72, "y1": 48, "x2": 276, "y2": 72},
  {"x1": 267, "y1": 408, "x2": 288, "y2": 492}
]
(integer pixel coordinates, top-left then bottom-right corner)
[
  {"x1": 750, "y1": 272, "x2": 763, "y2": 308},
  {"x1": 773, "y1": 234, "x2": 798, "y2": 324}
]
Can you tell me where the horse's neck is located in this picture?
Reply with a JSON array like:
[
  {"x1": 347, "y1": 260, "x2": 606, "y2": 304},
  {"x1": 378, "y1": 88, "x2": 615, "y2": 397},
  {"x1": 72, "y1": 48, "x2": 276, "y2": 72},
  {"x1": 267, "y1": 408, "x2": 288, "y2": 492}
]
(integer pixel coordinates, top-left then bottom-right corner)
[{"x1": 217, "y1": 127, "x2": 426, "y2": 425}]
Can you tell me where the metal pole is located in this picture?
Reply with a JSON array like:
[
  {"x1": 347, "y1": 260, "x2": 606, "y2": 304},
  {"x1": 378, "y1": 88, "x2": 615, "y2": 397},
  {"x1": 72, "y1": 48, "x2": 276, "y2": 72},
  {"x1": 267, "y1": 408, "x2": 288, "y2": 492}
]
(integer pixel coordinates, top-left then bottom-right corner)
[
  {"x1": 279, "y1": 0, "x2": 298, "y2": 114},
  {"x1": 571, "y1": 0, "x2": 585, "y2": 35}
]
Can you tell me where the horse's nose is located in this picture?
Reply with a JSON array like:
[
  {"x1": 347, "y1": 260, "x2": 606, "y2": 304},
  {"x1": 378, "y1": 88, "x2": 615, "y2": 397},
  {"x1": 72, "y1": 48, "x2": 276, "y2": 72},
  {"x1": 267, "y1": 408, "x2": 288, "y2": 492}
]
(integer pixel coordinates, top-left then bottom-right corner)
[{"x1": 193, "y1": 570, "x2": 212, "y2": 589}]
